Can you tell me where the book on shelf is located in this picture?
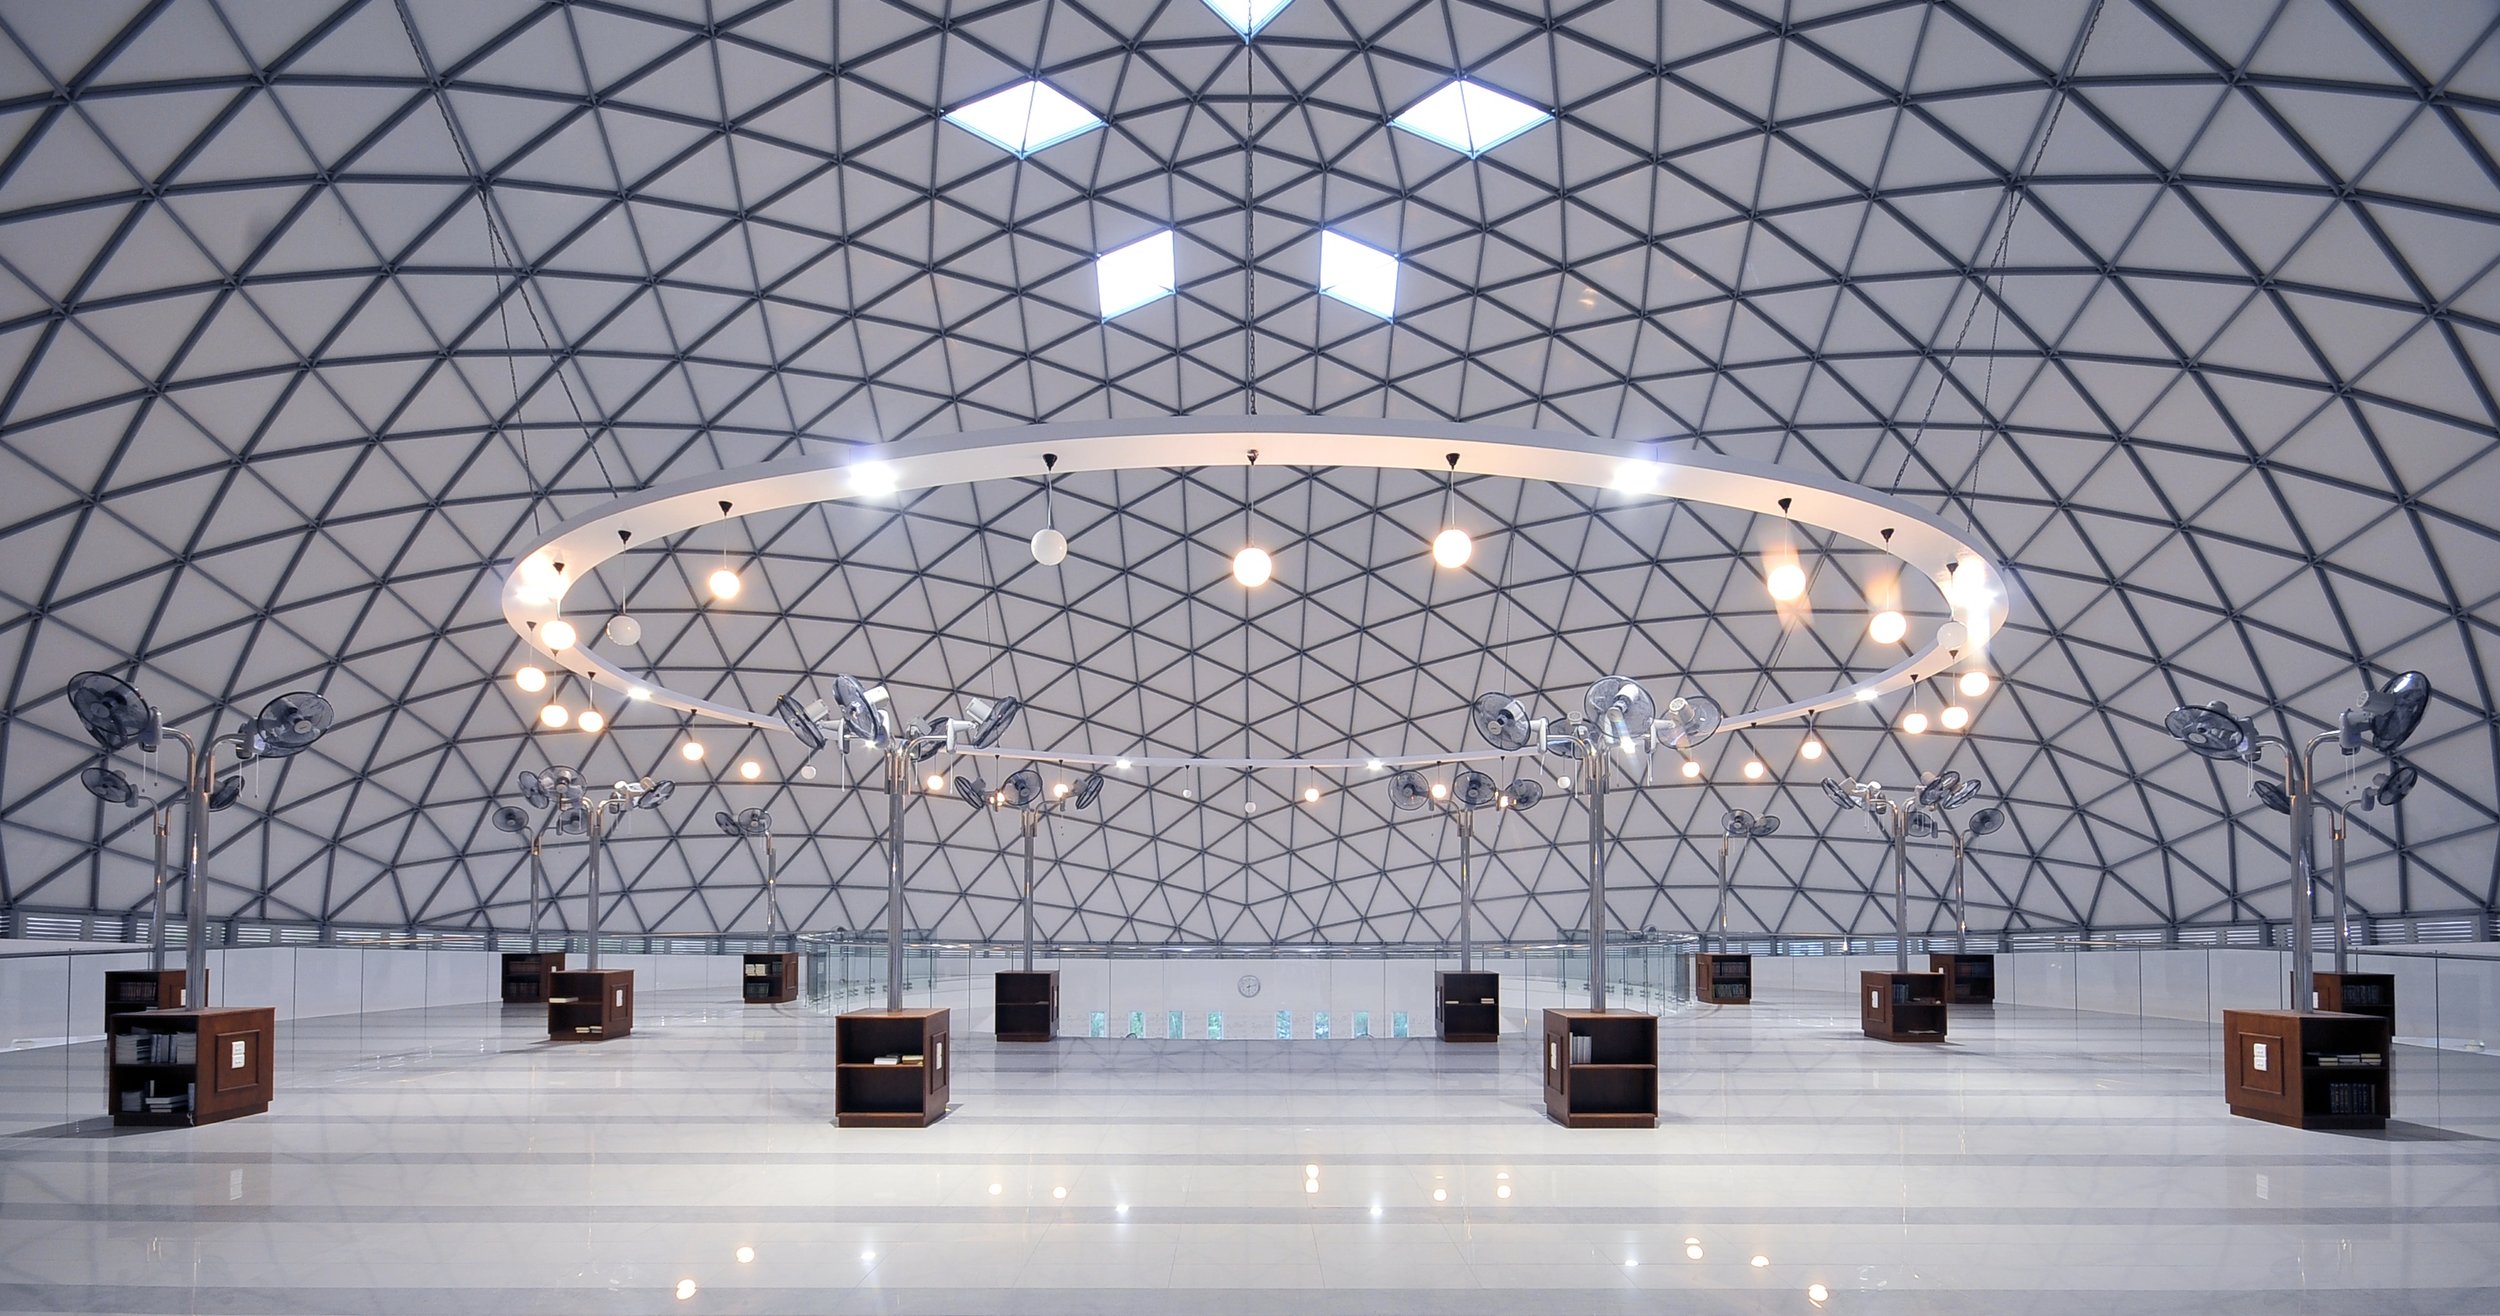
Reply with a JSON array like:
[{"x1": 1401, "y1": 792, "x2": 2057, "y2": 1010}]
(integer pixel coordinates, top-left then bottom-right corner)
[
  {"x1": 1568, "y1": 1034, "x2": 1593, "y2": 1065},
  {"x1": 2325, "y1": 1082, "x2": 2377, "y2": 1117},
  {"x1": 871, "y1": 1055, "x2": 900, "y2": 1066},
  {"x1": 114, "y1": 1032, "x2": 198, "y2": 1065}
]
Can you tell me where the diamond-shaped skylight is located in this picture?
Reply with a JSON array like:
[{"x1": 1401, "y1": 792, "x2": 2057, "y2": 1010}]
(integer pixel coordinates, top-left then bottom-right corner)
[
  {"x1": 1390, "y1": 79, "x2": 1550, "y2": 156},
  {"x1": 1318, "y1": 231, "x2": 1397, "y2": 320},
  {"x1": 1203, "y1": 0, "x2": 1294, "y2": 36},
  {"x1": 1097, "y1": 231, "x2": 1177, "y2": 318},
  {"x1": 944, "y1": 80, "x2": 1104, "y2": 156}
]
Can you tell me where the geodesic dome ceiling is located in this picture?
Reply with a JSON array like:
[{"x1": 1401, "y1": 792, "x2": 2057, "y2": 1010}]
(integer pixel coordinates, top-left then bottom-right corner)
[{"x1": 1, "y1": 0, "x2": 2495, "y2": 945}]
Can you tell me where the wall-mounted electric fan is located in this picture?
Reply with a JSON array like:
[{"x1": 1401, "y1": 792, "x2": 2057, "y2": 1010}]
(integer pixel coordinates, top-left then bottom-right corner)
[
  {"x1": 67, "y1": 671, "x2": 159, "y2": 753},
  {"x1": 1472, "y1": 693, "x2": 1536, "y2": 751}
]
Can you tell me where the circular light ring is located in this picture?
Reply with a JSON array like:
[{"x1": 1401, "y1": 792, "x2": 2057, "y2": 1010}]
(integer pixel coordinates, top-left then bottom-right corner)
[{"x1": 500, "y1": 419, "x2": 2009, "y2": 737}]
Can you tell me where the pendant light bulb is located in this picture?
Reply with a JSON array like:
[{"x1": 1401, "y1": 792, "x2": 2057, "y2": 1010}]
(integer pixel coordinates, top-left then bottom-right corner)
[
  {"x1": 1431, "y1": 526, "x2": 1473, "y2": 569},
  {"x1": 514, "y1": 666, "x2": 548, "y2": 694},
  {"x1": 738, "y1": 759, "x2": 762, "y2": 780},
  {"x1": 540, "y1": 619, "x2": 577, "y2": 651},
  {"x1": 1868, "y1": 610, "x2": 1907, "y2": 645},
  {"x1": 707, "y1": 568, "x2": 742, "y2": 601},
  {"x1": 1959, "y1": 670, "x2": 1991, "y2": 698},
  {"x1": 1031, "y1": 527, "x2": 1068, "y2": 566},
  {"x1": 1765, "y1": 562, "x2": 1806, "y2": 602},
  {"x1": 1232, "y1": 545, "x2": 1273, "y2": 588},
  {"x1": 538, "y1": 703, "x2": 570, "y2": 729},
  {"x1": 680, "y1": 741, "x2": 705, "y2": 762},
  {"x1": 1940, "y1": 704, "x2": 1970, "y2": 731},
  {"x1": 1902, "y1": 710, "x2": 1929, "y2": 735},
  {"x1": 1680, "y1": 759, "x2": 1702, "y2": 780},
  {"x1": 1743, "y1": 759, "x2": 1765, "y2": 780},
  {"x1": 1799, "y1": 737, "x2": 1824, "y2": 761},
  {"x1": 577, "y1": 709, "x2": 605, "y2": 734}
]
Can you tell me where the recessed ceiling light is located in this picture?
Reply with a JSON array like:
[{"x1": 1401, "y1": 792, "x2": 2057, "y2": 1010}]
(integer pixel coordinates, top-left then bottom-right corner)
[
  {"x1": 1202, "y1": 0, "x2": 1293, "y2": 36},
  {"x1": 848, "y1": 462, "x2": 898, "y2": 498},
  {"x1": 1319, "y1": 230, "x2": 1397, "y2": 319},
  {"x1": 1097, "y1": 230, "x2": 1176, "y2": 318},
  {"x1": 1391, "y1": 79, "x2": 1551, "y2": 156},
  {"x1": 944, "y1": 80, "x2": 1104, "y2": 156}
]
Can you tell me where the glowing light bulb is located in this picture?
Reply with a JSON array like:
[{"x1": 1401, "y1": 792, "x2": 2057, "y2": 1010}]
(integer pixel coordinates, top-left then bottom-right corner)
[
  {"x1": 517, "y1": 551, "x2": 562, "y2": 594},
  {"x1": 1053, "y1": 781, "x2": 1071, "y2": 799},
  {"x1": 926, "y1": 774, "x2": 945, "y2": 791},
  {"x1": 1800, "y1": 737, "x2": 1823, "y2": 761},
  {"x1": 1940, "y1": 705, "x2": 1970, "y2": 731},
  {"x1": 628, "y1": 685, "x2": 652, "y2": 701},
  {"x1": 1743, "y1": 760, "x2": 1765, "y2": 780},
  {"x1": 708, "y1": 567, "x2": 742, "y2": 601},
  {"x1": 577, "y1": 709, "x2": 605, "y2": 734},
  {"x1": 538, "y1": 703, "x2": 570, "y2": 729},
  {"x1": 1432, "y1": 526, "x2": 1473, "y2": 569},
  {"x1": 1959, "y1": 670, "x2": 1991, "y2": 697},
  {"x1": 1868, "y1": 610, "x2": 1906, "y2": 645},
  {"x1": 1031, "y1": 527, "x2": 1068, "y2": 566},
  {"x1": 1810, "y1": 1284, "x2": 1831, "y2": 1304},
  {"x1": 514, "y1": 666, "x2": 547, "y2": 693},
  {"x1": 1115, "y1": 758, "x2": 1132, "y2": 771},
  {"x1": 1429, "y1": 782, "x2": 1448, "y2": 801},
  {"x1": 1232, "y1": 545, "x2": 1273, "y2": 587},
  {"x1": 675, "y1": 1279, "x2": 697, "y2": 1301},
  {"x1": 1680, "y1": 759, "x2": 1702, "y2": 779},
  {"x1": 1765, "y1": 562, "x2": 1806, "y2": 602},
  {"x1": 739, "y1": 759, "x2": 762, "y2": 780},
  {"x1": 1686, "y1": 1244, "x2": 1704, "y2": 1260},
  {"x1": 540, "y1": 618, "x2": 578, "y2": 651},
  {"x1": 736, "y1": 1247, "x2": 755, "y2": 1264},
  {"x1": 1902, "y1": 710, "x2": 1929, "y2": 735},
  {"x1": 681, "y1": 741, "x2": 705, "y2": 762},
  {"x1": 1303, "y1": 786, "x2": 1321, "y2": 803}
]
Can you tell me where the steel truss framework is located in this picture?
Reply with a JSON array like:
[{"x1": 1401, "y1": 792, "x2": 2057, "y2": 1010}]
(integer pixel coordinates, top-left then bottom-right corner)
[{"x1": 0, "y1": 0, "x2": 2493, "y2": 945}]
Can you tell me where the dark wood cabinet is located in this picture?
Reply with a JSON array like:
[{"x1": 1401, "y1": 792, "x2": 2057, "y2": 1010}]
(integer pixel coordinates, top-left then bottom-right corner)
[
  {"x1": 993, "y1": 971, "x2": 1058, "y2": 1042},
  {"x1": 1695, "y1": 954, "x2": 1752, "y2": 1004},
  {"x1": 547, "y1": 969, "x2": 633, "y2": 1041},
  {"x1": 108, "y1": 1006, "x2": 273, "y2": 1127},
  {"x1": 2223, "y1": 1008, "x2": 2389, "y2": 1130},
  {"x1": 1862, "y1": 970, "x2": 1948, "y2": 1042},
  {"x1": 1540, "y1": 1009, "x2": 1657, "y2": 1128},
  {"x1": 836, "y1": 1008, "x2": 951, "y2": 1127},
  {"x1": 103, "y1": 969, "x2": 193, "y2": 1030},
  {"x1": 1926, "y1": 953, "x2": 1995, "y2": 1005},
  {"x1": 500, "y1": 952, "x2": 565, "y2": 1004},
  {"x1": 2311, "y1": 972, "x2": 2394, "y2": 1028},
  {"x1": 1435, "y1": 971, "x2": 1500, "y2": 1042},
  {"x1": 743, "y1": 953, "x2": 800, "y2": 1004}
]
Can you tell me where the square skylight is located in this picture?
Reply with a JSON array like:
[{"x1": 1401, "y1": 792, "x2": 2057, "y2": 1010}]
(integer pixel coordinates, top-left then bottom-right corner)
[
  {"x1": 1203, "y1": 0, "x2": 1293, "y2": 36},
  {"x1": 1097, "y1": 230, "x2": 1177, "y2": 318},
  {"x1": 1318, "y1": 230, "x2": 1397, "y2": 319},
  {"x1": 944, "y1": 80, "x2": 1104, "y2": 157},
  {"x1": 1390, "y1": 79, "x2": 1551, "y2": 156}
]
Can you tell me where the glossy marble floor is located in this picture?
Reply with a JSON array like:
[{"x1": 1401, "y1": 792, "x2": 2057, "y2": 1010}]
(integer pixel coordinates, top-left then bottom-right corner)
[{"x1": 3, "y1": 991, "x2": 2497, "y2": 1315}]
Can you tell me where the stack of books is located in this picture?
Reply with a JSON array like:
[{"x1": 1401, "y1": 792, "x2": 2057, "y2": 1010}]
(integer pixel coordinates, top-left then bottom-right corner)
[{"x1": 114, "y1": 1032, "x2": 197, "y2": 1065}]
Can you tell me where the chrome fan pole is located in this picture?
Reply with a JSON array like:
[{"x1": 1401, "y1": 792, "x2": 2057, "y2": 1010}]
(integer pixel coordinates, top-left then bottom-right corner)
[
  {"x1": 526, "y1": 836, "x2": 544, "y2": 953},
  {"x1": 2329, "y1": 805, "x2": 2350, "y2": 975},
  {"x1": 1020, "y1": 808, "x2": 1040, "y2": 972},
  {"x1": 1714, "y1": 835, "x2": 1732, "y2": 955},
  {"x1": 885, "y1": 748, "x2": 907, "y2": 1010},
  {"x1": 1457, "y1": 810, "x2": 1475, "y2": 974},
  {"x1": 168, "y1": 730, "x2": 211, "y2": 996},
  {"x1": 585, "y1": 808, "x2": 606, "y2": 970},
  {"x1": 1951, "y1": 832, "x2": 1969, "y2": 954},
  {"x1": 1586, "y1": 749, "x2": 1608, "y2": 1012},
  {"x1": 763, "y1": 830, "x2": 782, "y2": 948},
  {"x1": 1890, "y1": 805, "x2": 1910, "y2": 973},
  {"x1": 148, "y1": 803, "x2": 172, "y2": 973}
]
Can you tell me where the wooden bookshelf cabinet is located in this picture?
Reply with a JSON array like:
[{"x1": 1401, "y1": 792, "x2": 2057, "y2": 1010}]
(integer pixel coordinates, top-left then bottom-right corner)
[
  {"x1": 103, "y1": 970, "x2": 193, "y2": 1030},
  {"x1": 1540, "y1": 1009, "x2": 1657, "y2": 1128},
  {"x1": 1926, "y1": 953, "x2": 1995, "y2": 1005},
  {"x1": 1862, "y1": 971, "x2": 1949, "y2": 1042},
  {"x1": 108, "y1": 1006, "x2": 273, "y2": 1127},
  {"x1": 2223, "y1": 1008, "x2": 2390, "y2": 1130},
  {"x1": 835, "y1": 1008, "x2": 951, "y2": 1127},
  {"x1": 2311, "y1": 972, "x2": 2395, "y2": 1028},
  {"x1": 993, "y1": 971, "x2": 1057, "y2": 1042},
  {"x1": 546, "y1": 969, "x2": 633, "y2": 1042},
  {"x1": 1435, "y1": 971, "x2": 1500, "y2": 1042},
  {"x1": 500, "y1": 952, "x2": 564, "y2": 1004},
  {"x1": 1695, "y1": 954, "x2": 1752, "y2": 1005},
  {"x1": 743, "y1": 953, "x2": 800, "y2": 1005}
]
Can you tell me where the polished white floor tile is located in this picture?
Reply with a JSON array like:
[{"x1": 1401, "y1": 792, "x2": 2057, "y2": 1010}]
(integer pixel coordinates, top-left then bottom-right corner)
[{"x1": 2, "y1": 987, "x2": 2497, "y2": 1314}]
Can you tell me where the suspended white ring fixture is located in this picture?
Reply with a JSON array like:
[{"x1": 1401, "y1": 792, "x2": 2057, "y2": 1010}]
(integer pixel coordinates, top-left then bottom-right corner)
[{"x1": 500, "y1": 418, "x2": 2009, "y2": 751}]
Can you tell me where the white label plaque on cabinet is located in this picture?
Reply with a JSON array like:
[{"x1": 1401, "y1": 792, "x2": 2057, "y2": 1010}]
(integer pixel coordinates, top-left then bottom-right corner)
[
  {"x1": 615, "y1": 989, "x2": 626, "y2": 1007},
  {"x1": 230, "y1": 1039, "x2": 247, "y2": 1069},
  {"x1": 2251, "y1": 1041, "x2": 2269, "y2": 1073}
]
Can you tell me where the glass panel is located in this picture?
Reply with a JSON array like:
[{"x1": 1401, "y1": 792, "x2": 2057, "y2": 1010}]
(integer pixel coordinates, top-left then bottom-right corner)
[
  {"x1": 1167, "y1": 1009, "x2": 1185, "y2": 1039},
  {"x1": 1313, "y1": 1010, "x2": 1331, "y2": 1039},
  {"x1": 1207, "y1": 1011, "x2": 1223, "y2": 1040},
  {"x1": 1274, "y1": 1010, "x2": 1292, "y2": 1039},
  {"x1": 1127, "y1": 1010, "x2": 1144, "y2": 1038},
  {"x1": 1392, "y1": 1011, "x2": 1409, "y2": 1038},
  {"x1": 1088, "y1": 1011, "x2": 1107, "y2": 1038},
  {"x1": 1353, "y1": 1010, "x2": 1370, "y2": 1038}
]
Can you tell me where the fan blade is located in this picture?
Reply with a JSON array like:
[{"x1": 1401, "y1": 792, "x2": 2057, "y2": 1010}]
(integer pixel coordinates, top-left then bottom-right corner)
[
  {"x1": 2251, "y1": 779, "x2": 2292, "y2": 815},
  {"x1": 953, "y1": 776, "x2": 989, "y2": 808},
  {"x1": 250, "y1": 692, "x2": 334, "y2": 757},
  {"x1": 1005, "y1": 767, "x2": 1044, "y2": 809},
  {"x1": 774, "y1": 693, "x2": 829, "y2": 751},
  {"x1": 79, "y1": 765, "x2": 137, "y2": 806},
  {"x1": 1821, "y1": 778, "x2": 1855, "y2": 809},
  {"x1": 967, "y1": 695, "x2": 1022, "y2": 750},
  {"x1": 1455, "y1": 770, "x2": 1499, "y2": 810},
  {"x1": 1388, "y1": 769, "x2": 1429, "y2": 812},
  {"x1": 2362, "y1": 671, "x2": 2431, "y2": 752},
  {"x1": 518, "y1": 771, "x2": 552, "y2": 810},
  {"x1": 714, "y1": 810, "x2": 739, "y2": 836},
  {"x1": 1502, "y1": 778, "x2": 1543, "y2": 811},
  {"x1": 65, "y1": 672, "x2": 156, "y2": 753},
  {"x1": 1471, "y1": 693, "x2": 1534, "y2": 751},
  {"x1": 1967, "y1": 806, "x2": 2006, "y2": 836},
  {"x1": 1721, "y1": 809, "x2": 1754, "y2": 836},
  {"x1": 206, "y1": 775, "x2": 245, "y2": 811},
  {"x1": 1752, "y1": 815, "x2": 1782, "y2": 838},
  {"x1": 491, "y1": 805, "x2": 532, "y2": 834},
  {"x1": 1073, "y1": 771, "x2": 1105, "y2": 810}
]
